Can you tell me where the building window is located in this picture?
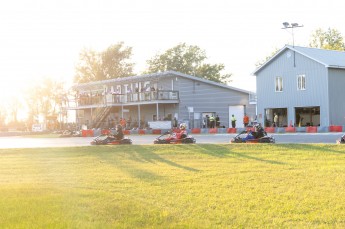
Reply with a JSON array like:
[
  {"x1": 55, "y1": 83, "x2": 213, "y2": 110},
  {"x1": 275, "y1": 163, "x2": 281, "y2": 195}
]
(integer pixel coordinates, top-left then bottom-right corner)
[
  {"x1": 297, "y1": 74, "x2": 306, "y2": 90},
  {"x1": 275, "y1": 76, "x2": 283, "y2": 92}
]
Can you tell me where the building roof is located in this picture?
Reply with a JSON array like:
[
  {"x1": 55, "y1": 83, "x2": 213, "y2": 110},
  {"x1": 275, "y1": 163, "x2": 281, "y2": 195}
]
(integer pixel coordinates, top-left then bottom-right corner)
[
  {"x1": 253, "y1": 45, "x2": 345, "y2": 75},
  {"x1": 73, "y1": 70, "x2": 253, "y2": 94}
]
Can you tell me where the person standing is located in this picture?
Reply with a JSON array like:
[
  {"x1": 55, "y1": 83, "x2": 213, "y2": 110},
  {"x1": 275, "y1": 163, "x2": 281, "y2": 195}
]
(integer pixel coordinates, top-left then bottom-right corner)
[
  {"x1": 120, "y1": 118, "x2": 127, "y2": 129},
  {"x1": 296, "y1": 113, "x2": 301, "y2": 127},
  {"x1": 231, "y1": 114, "x2": 236, "y2": 128},
  {"x1": 172, "y1": 117, "x2": 178, "y2": 128},
  {"x1": 209, "y1": 115, "x2": 215, "y2": 128},
  {"x1": 215, "y1": 115, "x2": 220, "y2": 128},
  {"x1": 273, "y1": 113, "x2": 278, "y2": 127},
  {"x1": 243, "y1": 113, "x2": 249, "y2": 127}
]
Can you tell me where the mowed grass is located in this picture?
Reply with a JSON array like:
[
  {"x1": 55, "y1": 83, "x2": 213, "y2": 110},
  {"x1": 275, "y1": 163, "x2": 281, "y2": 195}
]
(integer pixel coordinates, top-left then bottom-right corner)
[{"x1": 1, "y1": 144, "x2": 345, "y2": 228}]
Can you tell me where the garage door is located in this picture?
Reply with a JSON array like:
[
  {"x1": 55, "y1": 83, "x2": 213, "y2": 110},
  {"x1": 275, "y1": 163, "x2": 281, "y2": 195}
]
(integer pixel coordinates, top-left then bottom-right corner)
[{"x1": 229, "y1": 105, "x2": 244, "y2": 128}]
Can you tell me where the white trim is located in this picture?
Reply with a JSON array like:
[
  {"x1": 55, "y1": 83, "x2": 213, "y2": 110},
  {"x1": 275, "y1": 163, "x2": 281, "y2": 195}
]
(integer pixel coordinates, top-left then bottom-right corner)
[
  {"x1": 275, "y1": 76, "x2": 283, "y2": 92},
  {"x1": 297, "y1": 74, "x2": 306, "y2": 91}
]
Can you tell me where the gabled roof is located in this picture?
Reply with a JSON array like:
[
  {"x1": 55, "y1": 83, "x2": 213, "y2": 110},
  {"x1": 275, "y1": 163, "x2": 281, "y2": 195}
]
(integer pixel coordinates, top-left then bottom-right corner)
[
  {"x1": 74, "y1": 70, "x2": 253, "y2": 94},
  {"x1": 253, "y1": 45, "x2": 345, "y2": 75}
]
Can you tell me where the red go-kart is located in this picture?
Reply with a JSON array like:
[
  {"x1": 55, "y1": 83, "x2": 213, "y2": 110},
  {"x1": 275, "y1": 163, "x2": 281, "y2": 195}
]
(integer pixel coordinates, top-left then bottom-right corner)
[{"x1": 153, "y1": 131, "x2": 196, "y2": 144}]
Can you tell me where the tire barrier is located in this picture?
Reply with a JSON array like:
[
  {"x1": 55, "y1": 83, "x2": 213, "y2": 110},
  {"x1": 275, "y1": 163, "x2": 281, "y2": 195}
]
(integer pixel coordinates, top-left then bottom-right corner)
[{"x1": 82, "y1": 126, "x2": 342, "y2": 137}]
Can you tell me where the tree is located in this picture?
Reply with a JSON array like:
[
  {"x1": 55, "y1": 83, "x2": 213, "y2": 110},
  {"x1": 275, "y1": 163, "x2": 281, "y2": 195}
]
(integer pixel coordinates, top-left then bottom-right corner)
[
  {"x1": 309, "y1": 28, "x2": 345, "y2": 51},
  {"x1": 0, "y1": 101, "x2": 8, "y2": 127},
  {"x1": 26, "y1": 77, "x2": 66, "y2": 129},
  {"x1": 74, "y1": 42, "x2": 135, "y2": 83},
  {"x1": 145, "y1": 43, "x2": 232, "y2": 84},
  {"x1": 255, "y1": 48, "x2": 280, "y2": 68}
]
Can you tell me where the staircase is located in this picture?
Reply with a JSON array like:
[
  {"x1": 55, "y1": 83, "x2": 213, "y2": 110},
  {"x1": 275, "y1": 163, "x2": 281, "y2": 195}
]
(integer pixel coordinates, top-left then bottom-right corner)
[{"x1": 93, "y1": 106, "x2": 112, "y2": 129}]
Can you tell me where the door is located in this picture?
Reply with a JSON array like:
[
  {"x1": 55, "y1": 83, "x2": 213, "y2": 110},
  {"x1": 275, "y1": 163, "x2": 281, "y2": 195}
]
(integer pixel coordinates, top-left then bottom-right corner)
[{"x1": 229, "y1": 105, "x2": 244, "y2": 128}]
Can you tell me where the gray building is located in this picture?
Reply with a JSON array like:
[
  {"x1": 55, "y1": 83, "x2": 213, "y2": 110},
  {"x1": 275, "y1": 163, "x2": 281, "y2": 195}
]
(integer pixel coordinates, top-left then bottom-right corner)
[
  {"x1": 253, "y1": 45, "x2": 345, "y2": 128},
  {"x1": 66, "y1": 71, "x2": 256, "y2": 129}
]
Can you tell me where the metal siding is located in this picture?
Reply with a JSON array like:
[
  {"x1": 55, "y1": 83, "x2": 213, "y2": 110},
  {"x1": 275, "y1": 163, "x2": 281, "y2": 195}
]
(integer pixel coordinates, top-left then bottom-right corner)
[
  {"x1": 257, "y1": 49, "x2": 329, "y2": 126},
  {"x1": 176, "y1": 77, "x2": 255, "y2": 128},
  {"x1": 157, "y1": 77, "x2": 173, "y2": 91},
  {"x1": 328, "y1": 68, "x2": 345, "y2": 125}
]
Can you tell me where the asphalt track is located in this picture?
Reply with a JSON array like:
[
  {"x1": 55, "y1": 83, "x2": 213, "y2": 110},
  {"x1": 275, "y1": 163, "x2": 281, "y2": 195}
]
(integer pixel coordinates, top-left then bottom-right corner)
[{"x1": 0, "y1": 132, "x2": 343, "y2": 148}]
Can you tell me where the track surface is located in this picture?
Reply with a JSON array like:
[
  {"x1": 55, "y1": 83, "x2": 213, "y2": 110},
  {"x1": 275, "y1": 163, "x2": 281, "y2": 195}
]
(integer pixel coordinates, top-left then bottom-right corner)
[{"x1": 0, "y1": 133, "x2": 343, "y2": 148}]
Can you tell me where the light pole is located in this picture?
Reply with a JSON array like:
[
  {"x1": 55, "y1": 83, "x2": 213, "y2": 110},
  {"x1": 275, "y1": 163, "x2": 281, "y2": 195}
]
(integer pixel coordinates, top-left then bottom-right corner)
[
  {"x1": 282, "y1": 22, "x2": 303, "y2": 47},
  {"x1": 282, "y1": 22, "x2": 303, "y2": 67}
]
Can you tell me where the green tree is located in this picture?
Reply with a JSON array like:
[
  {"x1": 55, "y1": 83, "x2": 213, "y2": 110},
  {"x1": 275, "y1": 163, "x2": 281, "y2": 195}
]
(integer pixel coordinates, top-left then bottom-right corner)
[
  {"x1": 74, "y1": 42, "x2": 134, "y2": 83},
  {"x1": 145, "y1": 43, "x2": 232, "y2": 84},
  {"x1": 309, "y1": 28, "x2": 345, "y2": 51},
  {"x1": 255, "y1": 48, "x2": 280, "y2": 68}
]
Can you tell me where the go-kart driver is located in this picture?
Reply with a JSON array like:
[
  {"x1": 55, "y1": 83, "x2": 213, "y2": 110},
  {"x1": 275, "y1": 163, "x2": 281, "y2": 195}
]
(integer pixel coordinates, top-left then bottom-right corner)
[
  {"x1": 106, "y1": 124, "x2": 124, "y2": 142},
  {"x1": 166, "y1": 123, "x2": 188, "y2": 141},
  {"x1": 242, "y1": 124, "x2": 265, "y2": 142},
  {"x1": 113, "y1": 124, "x2": 124, "y2": 140}
]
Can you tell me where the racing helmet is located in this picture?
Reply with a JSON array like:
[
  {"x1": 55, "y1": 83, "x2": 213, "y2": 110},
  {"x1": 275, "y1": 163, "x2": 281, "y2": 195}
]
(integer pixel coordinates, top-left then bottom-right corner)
[
  {"x1": 255, "y1": 123, "x2": 263, "y2": 131},
  {"x1": 179, "y1": 123, "x2": 187, "y2": 130}
]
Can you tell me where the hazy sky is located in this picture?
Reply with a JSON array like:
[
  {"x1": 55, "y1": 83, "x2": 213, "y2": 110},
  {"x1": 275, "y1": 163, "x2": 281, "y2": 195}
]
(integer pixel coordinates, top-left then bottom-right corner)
[{"x1": 1, "y1": 0, "x2": 345, "y2": 99}]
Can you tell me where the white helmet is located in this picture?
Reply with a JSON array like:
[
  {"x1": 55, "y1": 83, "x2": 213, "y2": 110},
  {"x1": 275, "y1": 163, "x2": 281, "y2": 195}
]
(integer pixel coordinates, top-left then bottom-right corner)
[{"x1": 179, "y1": 123, "x2": 187, "y2": 130}]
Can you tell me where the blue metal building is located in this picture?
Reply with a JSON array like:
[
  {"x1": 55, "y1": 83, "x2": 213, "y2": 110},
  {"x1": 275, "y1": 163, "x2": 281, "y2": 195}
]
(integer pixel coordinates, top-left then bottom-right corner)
[{"x1": 253, "y1": 45, "x2": 345, "y2": 128}]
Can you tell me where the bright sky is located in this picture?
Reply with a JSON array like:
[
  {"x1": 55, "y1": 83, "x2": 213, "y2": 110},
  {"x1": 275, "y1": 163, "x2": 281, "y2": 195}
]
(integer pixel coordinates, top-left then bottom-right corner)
[{"x1": 1, "y1": 0, "x2": 345, "y2": 100}]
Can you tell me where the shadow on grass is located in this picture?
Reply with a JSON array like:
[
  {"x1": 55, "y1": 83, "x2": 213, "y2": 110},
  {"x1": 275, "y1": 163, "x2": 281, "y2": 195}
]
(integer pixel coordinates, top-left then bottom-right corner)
[
  {"x1": 195, "y1": 144, "x2": 286, "y2": 165},
  {"x1": 277, "y1": 143, "x2": 345, "y2": 155},
  {"x1": 126, "y1": 145, "x2": 199, "y2": 172},
  {"x1": 193, "y1": 144, "x2": 230, "y2": 158},
  {"x1": 94, "y1": 148, "x2": 164, "y2": 182},
  {"x1": 93, "y1": 145, "x2": 199, "y2": 182}
]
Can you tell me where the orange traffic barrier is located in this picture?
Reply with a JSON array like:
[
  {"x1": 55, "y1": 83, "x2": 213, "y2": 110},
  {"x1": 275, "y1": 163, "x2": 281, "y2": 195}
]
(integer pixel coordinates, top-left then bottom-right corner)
[
  {"x1": 138, "y1": 129, "x2": 146, "y2": 135},
  {"x1": 209, "y1": 128, "x2": 217, "y2": 134},
  {"x1": 306, "y1": 126, "x2": 317, "y2": 133},
  {"x1": 191, "y1": 128, "x2": 201, "y2": 134},
  {"x1": 82, "y1": 129, "x2": 94, "y2": 137},
  {"x1": 285, "y1": 127, "x2": 296, "y2": 132},
  {"x1": 329, "y1": 125, "x2": 342, "y2": 132},
  {"x1": 227, "y1": 128, "x2": 236, "y2": 133},
  {"x1": 265, "y1": 127, "x2": 275, "y2": 133},
  {"x1": 152, "y1": 129, "x2": 161, "y2": 134}
]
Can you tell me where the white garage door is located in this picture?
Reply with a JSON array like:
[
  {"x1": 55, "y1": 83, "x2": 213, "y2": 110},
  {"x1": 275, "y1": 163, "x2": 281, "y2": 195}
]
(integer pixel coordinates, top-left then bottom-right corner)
[{"x1": 229, "y1": 105, "x2": 244, "y2": 128}]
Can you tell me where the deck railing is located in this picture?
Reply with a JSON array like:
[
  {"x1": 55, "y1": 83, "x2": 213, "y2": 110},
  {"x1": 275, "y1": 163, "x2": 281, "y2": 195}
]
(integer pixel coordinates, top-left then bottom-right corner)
[{"x1": 71, "y1": 90, "x2": 179, "y2": 108}]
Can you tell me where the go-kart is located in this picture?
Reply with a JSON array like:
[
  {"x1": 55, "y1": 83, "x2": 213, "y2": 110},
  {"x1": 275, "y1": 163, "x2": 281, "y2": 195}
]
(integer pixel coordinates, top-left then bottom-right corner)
[
  {"x1": 336, "y1": 134, "x2": 345, "y2": 144},
  {"x1": 154, "y1": 131, "x2": 196, "y2": 144},
  {"x1": 91, "y1": 134, "x2": 132, "y2": 145},
  {"x1": 230, "y1": 129, "x2": 275, "y2": 143}
]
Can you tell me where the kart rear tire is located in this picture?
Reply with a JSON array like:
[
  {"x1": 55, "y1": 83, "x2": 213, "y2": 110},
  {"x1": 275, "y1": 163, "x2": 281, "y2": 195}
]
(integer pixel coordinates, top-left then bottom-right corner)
[
  {"x1": 182, "y1": 138, "x2": 195, "y2": 144},
  {"x1": 120, "y1": 139, "x2": 132, "y2": 144},
  {"x1": 154, "y1": 139, "x2": 169, "y2": 144}
]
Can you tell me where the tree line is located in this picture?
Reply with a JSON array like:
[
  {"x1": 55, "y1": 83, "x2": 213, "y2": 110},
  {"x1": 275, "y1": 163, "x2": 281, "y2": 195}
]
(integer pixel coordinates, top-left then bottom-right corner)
[{"x1": 74, "y1": 42, "x2": 232, "y2": 84}]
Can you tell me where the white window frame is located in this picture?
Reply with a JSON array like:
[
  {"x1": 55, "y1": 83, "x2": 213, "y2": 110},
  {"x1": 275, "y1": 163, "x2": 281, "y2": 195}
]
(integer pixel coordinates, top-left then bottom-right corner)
[
  {"x1": 275, "y1": 76, "x2": 283, "y2": 92},
  {"x1": 297, "y1": 74, "x2": 306, "y2": 90}
]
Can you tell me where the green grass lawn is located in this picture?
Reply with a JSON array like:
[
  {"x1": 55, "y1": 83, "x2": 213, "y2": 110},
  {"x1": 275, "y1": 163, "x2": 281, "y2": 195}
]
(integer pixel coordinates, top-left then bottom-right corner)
[{"x1": 1, "y1": 144, "x2": 345, "y2": 228}]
